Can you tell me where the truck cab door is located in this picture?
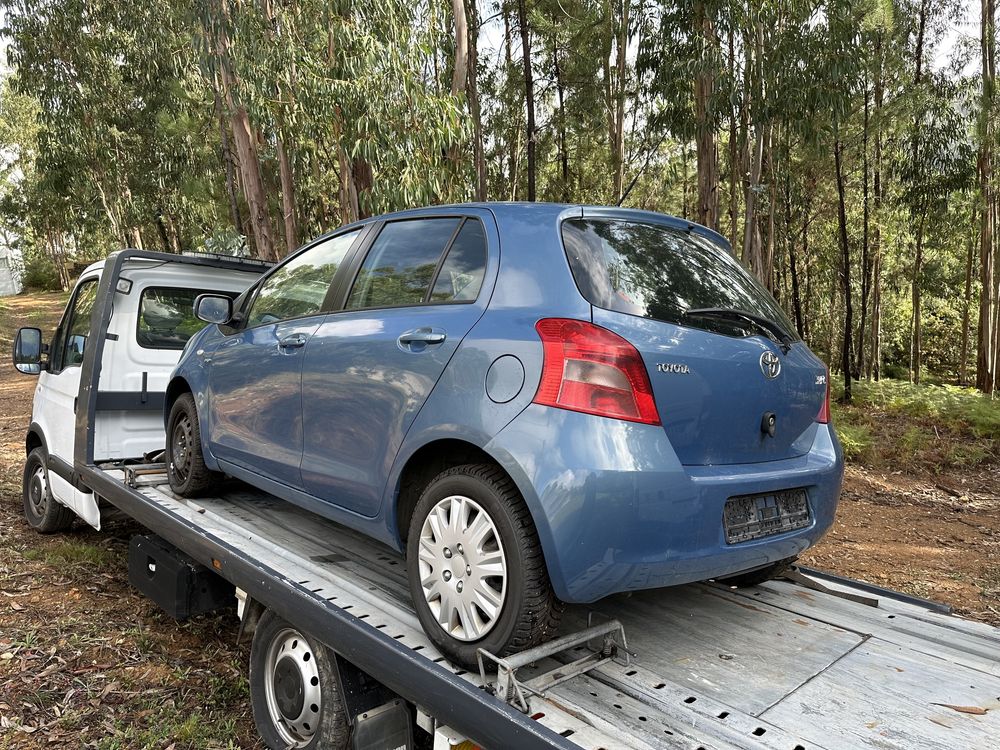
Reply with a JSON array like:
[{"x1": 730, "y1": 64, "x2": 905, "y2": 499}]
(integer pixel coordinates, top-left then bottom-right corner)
[{"x1": 33, "y1": 275, "x2": 102, "y2": 528}]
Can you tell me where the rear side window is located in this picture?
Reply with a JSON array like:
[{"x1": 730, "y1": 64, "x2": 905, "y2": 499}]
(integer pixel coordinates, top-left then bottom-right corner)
[
  {"x1": 561, "y1": 218, "x2": 798, "y2": 340},
  {"x1": 347, "y1": 218, "x2": 461, "y2": 309},
  {"x1": 430, "y1": 219, "x2": 487, "y2": 302},
  {"x1": 137, "y1": 287, "x2": 237, "y2": 350}
]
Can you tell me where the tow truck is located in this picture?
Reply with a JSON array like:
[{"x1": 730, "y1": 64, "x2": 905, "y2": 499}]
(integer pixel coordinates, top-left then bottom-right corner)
[{"x1": 12, "y1": 249, "x2": 1000, "y2": 749}]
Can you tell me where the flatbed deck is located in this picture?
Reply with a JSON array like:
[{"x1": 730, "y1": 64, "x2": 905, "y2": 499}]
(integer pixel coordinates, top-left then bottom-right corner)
[{"x1": 87, "y1": 464, "x2": 1000, "y2": 750}]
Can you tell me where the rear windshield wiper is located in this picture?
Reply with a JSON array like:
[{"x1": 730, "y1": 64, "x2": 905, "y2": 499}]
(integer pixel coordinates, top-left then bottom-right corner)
[{"x1": 683, "y1": 308, "x2": 795, "y2": 352}]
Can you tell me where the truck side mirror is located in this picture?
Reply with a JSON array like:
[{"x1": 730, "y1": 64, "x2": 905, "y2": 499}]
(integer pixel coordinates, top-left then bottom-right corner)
[
  {"x1": 13, "y1": 327, "x2": 44, "y2": 374},
  {"x1": 194, "y1": 294, "x2": 233, "y2": 325}
]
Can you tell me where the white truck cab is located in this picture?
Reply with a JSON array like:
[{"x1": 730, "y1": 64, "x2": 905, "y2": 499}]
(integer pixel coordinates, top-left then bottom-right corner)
[{"x1": 14, "y1": 254, "x2": 264, "y2": 530}]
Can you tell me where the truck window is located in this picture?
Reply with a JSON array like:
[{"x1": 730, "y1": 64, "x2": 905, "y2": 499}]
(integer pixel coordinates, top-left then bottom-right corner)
[
  {"x1": 137, "y1": 287, "x2": 235, "y2": 350},
  {"x1": 52, "y1": 278, "x2": 99, "y2": 370}
]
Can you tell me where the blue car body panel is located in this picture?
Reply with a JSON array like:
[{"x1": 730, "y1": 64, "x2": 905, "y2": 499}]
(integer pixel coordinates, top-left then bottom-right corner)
[{"x1": 170, "y1": 202, "x2": 844, "y2": 604}]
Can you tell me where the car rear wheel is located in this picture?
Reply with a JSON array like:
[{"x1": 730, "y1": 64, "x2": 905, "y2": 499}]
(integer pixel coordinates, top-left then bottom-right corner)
[
  {"x1": 250, "y1": 609, "x2": 349, "y2": 750},
  {"x1": 406, "y1": 464, "x2": 563, "y2": 668},
  {"x1": 166, "y1": 393, "x2": 219, "y2": 497},
  {"x1": 22, "y1": 447, "x2": 74, "y2": 533}
]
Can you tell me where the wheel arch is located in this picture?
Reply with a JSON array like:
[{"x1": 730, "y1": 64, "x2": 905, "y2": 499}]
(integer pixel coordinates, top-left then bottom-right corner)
[
  {"x1": 392, "y1": 438, "x2": 517, "y2": 548},
  {"x1": 164, "y1": 376, "x2": 193, "y2": 429},
  {"x1": 25, "y1": 423, "x2": 46, "y2": 456}
]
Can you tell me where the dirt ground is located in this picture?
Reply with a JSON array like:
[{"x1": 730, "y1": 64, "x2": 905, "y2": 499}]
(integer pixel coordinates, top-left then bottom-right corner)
[{"x1": 0, "y1": 291, "x2": 997, "y2": 747}]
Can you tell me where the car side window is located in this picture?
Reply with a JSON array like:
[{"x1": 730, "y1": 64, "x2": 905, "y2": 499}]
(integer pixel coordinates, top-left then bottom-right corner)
[
  {"x1": 246, "y1": 229, "x2": 360, "y2": 328},
  {"x1": 54, "y1": 278, "x2": 99, "y2": 371},
  {"x1": 346, "y1": 218, "x2": 461, "y2": 310},
  {"x1": 429, "y1": 219, "x2": 487, "y2": 302}
]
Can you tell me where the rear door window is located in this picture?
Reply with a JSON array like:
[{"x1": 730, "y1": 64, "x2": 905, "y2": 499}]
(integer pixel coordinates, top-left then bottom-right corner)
[
  {"x1": 561, "y1": 218, "x2": 797, "y2": 340},
  {"x1": 137, "y1": 287, "x2": 238, "y2": 349},
  {"x1": 346, "y1": 218, "x2": 461, "y2": 309}
]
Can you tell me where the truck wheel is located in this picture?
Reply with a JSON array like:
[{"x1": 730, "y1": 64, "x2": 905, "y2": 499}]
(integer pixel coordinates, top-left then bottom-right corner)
[
  {"x1": 250, "y1": 609, "x2": 350, "y2": 750},
  {"x1": 406, "y1": 464, "x2": 563, "y2": 669},
  {"x1": 166, "y1": 393, "x2": 218, "y2": 497},
  {"x1": 717, "y1": 557, "x2": 796, "y2": 588},
  {"x1": 22, "y1": 448, "x2": 74, "y2": 533}
]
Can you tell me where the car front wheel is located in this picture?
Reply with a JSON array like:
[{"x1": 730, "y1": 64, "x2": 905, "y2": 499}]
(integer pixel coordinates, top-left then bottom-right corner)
[
  {"x1": 166, "y1": 393, "x2": 219, "y2": 497},
  {"x1": 406, "y1": 463, "x2": 563, "y2": 668}
]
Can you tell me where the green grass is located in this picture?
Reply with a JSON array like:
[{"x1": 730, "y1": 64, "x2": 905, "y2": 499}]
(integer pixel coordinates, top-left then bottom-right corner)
[
  {"x1": 830, "y1": 377, "x2": 999, "y2": 471},
  {"x1": 21, "y1": 540, "x2": 118, "y2": 569}
]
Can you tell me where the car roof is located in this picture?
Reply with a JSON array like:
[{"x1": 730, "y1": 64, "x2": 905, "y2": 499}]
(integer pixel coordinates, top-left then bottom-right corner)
[{"x1": 353, "y1": 202, "x2": 732, "y2": 252}]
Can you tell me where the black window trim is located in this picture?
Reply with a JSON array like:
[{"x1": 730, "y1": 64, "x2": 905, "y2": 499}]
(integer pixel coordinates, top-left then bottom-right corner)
[
  {"x1": 134, "y1": 285, "x2": 241, "y2": 351},
  {"x1": 337, "y1": 215, "x2": 487, "y2": 314},
  {"x1": 236, "y1": 224, "x2": 372, "y2": 333},
  {"x1": 50, "y1": 275, "x2": 100, "y2": 374}
]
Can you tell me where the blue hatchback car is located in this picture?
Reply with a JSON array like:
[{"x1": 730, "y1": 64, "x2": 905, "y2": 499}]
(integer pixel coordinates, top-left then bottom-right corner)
[{"x1": 166, "y1": 203, "x2": 843, "y2": 666}]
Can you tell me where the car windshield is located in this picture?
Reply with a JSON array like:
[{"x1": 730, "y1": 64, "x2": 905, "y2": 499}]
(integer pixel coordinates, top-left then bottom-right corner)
[{"x1": 561, "y1": 217, "x2": 798, "y2": 342}]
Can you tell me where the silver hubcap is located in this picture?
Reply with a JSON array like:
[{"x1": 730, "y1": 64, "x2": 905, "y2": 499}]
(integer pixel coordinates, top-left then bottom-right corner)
[
  {"x1": 28, "y1": 465, "x2": 49, "y2": 517},
  {"x1": 418, "y1": 495, "x2": 507, "y2": 642},
  {"x1": 263, "y1": 628, "x2": 322, "y2": 747}
]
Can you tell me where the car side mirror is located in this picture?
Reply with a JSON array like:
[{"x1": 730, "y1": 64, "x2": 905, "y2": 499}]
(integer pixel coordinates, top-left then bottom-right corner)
[
  {"x1": 13, "y1": 327, "x2": 44, "y2": 374},
  {"x1": 194, "y1": 294, "x2": 233, "y2": 325}
]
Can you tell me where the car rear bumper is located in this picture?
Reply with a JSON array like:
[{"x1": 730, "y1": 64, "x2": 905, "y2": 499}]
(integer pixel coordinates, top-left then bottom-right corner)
[{"x1": 486, "y1": 404, "x2": 844, "y2": 603}]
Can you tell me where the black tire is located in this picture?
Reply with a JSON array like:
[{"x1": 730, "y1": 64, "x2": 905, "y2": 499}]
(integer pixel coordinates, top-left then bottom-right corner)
[
  {"x1": 406, "y1": 463, "x2": 563, "y2": 669},
  {"x1": 22, "y1": 447, "x2": 74, "y2": 534},
  {"x1": 250, "y1": 609, "x2": 350, "y2": 750},
  {"x1": 166, "y1": 393, "x2": 219, "y2": 497},
  {"x1": 717, "y1": 557, "x2": 796, "y2": 588}
]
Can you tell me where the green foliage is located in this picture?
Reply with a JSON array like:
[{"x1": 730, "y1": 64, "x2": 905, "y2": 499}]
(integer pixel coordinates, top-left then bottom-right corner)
[
  {"x1": 0, "y1": 0, "x2": 993, "y2": 395},
  {"x1": 20, "y1": 249, "x2": 62, "y2": 291}
]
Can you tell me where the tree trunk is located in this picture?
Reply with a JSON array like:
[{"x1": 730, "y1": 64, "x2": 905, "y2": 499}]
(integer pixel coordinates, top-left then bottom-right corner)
[
  {"x1": 870, "y1": 32, "x2": 885, "y2": 381},
  {"x1": 834, "y1": 135, "x2": 853, "y2": 403},
  {"x1": 466, "y1": 0, "x2": 487, "y2": 201},
  {"x1": 960, "y1": 207, "x2": 977, "y2": 385},
  {"x1": 553, "y1": 30, "x2": 570, "y2": 202},
  {"x1": 213, "y1": 1, "x2": 277, "y2": 261},
  {"x1": 606, "y1": 0, "x2": 630, "y2": 202},
  {"x1": 910, "y1": 210, "x2": 926, "y2": 384},
  {"x1": 856, "y1": 78, "x2": 871, "y2": 379},
  {"x1": 450, "y1": 0, "x2": 468, "y2": 96},
  {"x1": 977, "y1": 0, "x2": 997, "y2": 393},
  {"x1": 694, "y1": 0, "x2": 719, "y2": 230},
  {"x1": 516, "y1": 0, "x2": 536, "y2": 201},
  {"x1": 214, "y1": 83, "x2": 244, "y2": 238},
  {"x1": 789, "y1": 176, "x2": 806, "y2": 338},
  {"x1": 277, "y1": 137, "x2": 298, "y2": 255},
  {"x1": 727, "y1": 25, "x2": 738, "y2": 251}
]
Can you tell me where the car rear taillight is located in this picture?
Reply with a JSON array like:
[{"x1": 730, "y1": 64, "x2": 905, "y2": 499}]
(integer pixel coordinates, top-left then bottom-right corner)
[
  {"x1": 816, "y1": 366, "x2": 831, "y2": 424},
  {"x1": 533, "y1": 318, "x2": 661, "y2": 425}
]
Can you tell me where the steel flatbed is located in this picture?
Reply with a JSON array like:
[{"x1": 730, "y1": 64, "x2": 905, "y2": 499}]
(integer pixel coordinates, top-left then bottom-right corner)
[{"x1": 83, "y1": 461, "x2": 1000, "y2": 750}]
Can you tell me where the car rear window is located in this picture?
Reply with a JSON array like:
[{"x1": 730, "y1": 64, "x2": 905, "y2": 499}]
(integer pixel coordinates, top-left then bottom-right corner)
[
  {"x1": 561, "y1": 218, "x2": 798, "y2": 340},
  {"x1": 137, "y1": 287, "x2": 236, "y2": 350}
]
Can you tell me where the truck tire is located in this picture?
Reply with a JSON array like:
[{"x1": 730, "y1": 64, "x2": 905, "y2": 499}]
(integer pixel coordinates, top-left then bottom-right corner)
[
  {"x1": 717, "y1": 557, "x2": 796, "y2": 588},
  {"x1": 166, "y1": 393, "x2": 219, "y2": 497},
  {"x1": 406, "y1": 463, "x2": 564, "y2": 669},
  {"x1": 250, "y1": 609, "x2": 350, "y2": 750},
  {"x1": 22, "y1": 448, "x2": 74, "y2": 533}
]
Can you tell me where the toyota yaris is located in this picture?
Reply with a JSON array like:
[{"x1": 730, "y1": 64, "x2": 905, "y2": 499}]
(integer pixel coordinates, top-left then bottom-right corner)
[{"x1": 165, "y1": 203, "x2": 843, "y2": 666}]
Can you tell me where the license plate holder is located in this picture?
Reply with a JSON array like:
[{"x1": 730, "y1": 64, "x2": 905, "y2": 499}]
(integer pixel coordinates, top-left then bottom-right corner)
[{"x1": 723, "y1": 489, "x2": 810, "y2": 544}]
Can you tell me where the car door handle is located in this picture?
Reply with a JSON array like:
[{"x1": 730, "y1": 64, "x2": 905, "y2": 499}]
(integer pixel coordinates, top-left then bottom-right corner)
[
  {"x1": 278, "y1": 333, "x2": 308, "y2": 349},
  {"x1": 398, "y1": 328, "x2": 447, "y2": 346}
]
